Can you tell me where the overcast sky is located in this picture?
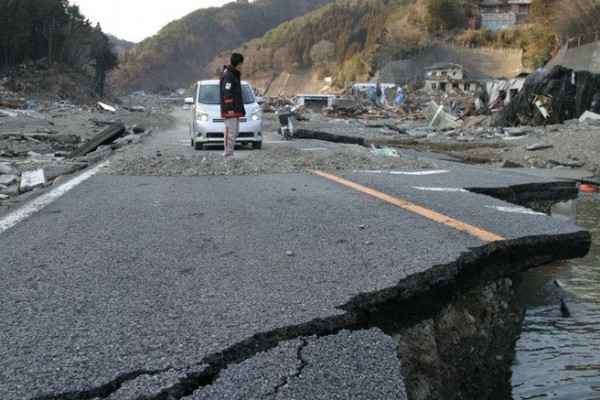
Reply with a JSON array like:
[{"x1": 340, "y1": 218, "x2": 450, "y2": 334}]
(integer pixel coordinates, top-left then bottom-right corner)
[{"x1": 69, "y1": 0, "x2": 234, "y2": 43}]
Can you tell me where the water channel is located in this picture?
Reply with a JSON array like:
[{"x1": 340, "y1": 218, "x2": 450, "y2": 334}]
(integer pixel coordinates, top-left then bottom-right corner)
[{"x1": 494, "y1": 193, "x2": 600, "y2": 399}]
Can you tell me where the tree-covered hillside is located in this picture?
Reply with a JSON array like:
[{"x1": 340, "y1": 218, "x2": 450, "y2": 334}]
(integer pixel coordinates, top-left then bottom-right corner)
[
  {"x1": 115, "y1": 0, "x2": 600, "y2": 93},
  {"x1": 0, "y1": 0, "x2": 117, "y2": 97},
  {"x1": 210, "y1": 0, "x2": 432, "y2": 86},
  {"x1": 218, "y1": 0, "x2": 600, "y2": 87},
  {"x1": 111, "y1": 0, "x2": 333, "y2": 93}
]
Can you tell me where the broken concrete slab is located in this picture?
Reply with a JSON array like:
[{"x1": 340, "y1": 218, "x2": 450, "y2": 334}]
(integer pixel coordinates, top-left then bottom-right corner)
[
  {"x1": 44, "y1": 163, "x2": 88, "y2": 181},
  {"x1": 114, "y1": 134, "x2": 142, "y2": 146},
  {"x1": 85, "y1": 146, "x2": 113, "y2": 164},
  {"x1": 0, "y1": 174, "x2": 18, "y2": 185},
  {"x1": 68, "y1": 123, "x2": 125, "y2": 159},
  {"x1": 19, "y1": 169, "x2": 46, "y2": 192},
  {"x1": 0, "y1": 162, "x2": 15, "y2": 175}
]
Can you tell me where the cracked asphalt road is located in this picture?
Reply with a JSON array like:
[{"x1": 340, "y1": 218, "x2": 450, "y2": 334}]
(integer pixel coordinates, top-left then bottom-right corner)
[{"x1": 0, "y1": 109, "x2": 590, "y2": 399}]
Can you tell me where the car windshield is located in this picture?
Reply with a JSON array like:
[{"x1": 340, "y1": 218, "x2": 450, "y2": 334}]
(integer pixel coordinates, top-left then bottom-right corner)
[{"x1": 199, "y1": 84, "x2": 255, "y2": 105}]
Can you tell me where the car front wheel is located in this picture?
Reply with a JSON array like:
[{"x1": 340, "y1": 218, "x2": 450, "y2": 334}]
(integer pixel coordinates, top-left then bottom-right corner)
[{"x1": 252, "y1": 141, "x2": 262, "y2": 150}]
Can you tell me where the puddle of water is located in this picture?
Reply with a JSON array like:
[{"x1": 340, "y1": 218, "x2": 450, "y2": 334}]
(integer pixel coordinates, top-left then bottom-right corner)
[{"x1": 492, "y1": 197, "x2": 600, "y2": 399}]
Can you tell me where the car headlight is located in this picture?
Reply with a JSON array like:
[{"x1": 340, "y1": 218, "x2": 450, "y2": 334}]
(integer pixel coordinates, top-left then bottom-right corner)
[
  {"x1": 195, "y1": 109, "x2": 209, "y2": 121},
  {"x1": 250, "y1": 108, "x2": 262, "y2": 121}
]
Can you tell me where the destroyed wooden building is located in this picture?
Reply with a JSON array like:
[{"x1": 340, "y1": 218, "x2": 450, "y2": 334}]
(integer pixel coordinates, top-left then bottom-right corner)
[
  {"x1": 485, "y1": 72, "x2": 528, "y2": 108},
  {"x1": 493, "y1": 65, "x2": 600, "y2": 126}
]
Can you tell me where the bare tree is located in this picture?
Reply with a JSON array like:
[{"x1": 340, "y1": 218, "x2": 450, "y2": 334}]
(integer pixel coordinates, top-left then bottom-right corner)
[{"x1": 309, "y1": 40, "x2": 335, "y2": 66}]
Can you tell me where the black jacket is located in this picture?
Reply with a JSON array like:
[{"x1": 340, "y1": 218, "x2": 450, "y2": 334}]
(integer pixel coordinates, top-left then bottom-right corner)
[{"x1": 220, "y1": 66, "x2": 246, "y2": 118}]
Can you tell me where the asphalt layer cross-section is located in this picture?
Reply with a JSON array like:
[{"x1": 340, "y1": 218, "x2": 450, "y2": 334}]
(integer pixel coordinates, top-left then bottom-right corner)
[{"x1": 0, "y1": 167, "x2": 590, "y2": 399}]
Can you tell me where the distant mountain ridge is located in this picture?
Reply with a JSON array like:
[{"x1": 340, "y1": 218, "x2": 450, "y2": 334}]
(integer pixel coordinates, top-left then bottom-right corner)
[
  {"x1": 107, "y1": 35, "x2": 134, "y2": 55},
  {"x1": 110, "y1": 0, "x2": 600, "y2": 94},
  {"x1": 111, "y1": 0, "x2": 333, "y2": 93}
]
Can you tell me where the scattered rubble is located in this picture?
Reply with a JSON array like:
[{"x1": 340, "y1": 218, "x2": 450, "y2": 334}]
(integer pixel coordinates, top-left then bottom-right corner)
[
  {"x1": 0, "y1": 84, "x2": 174, "y2": 210},
  {"x1": 3, "y1": 64, "x2": 600, "y2": 212},
  {"x1": 261, "y1": 71, "x2": 600, "y2": 177}
]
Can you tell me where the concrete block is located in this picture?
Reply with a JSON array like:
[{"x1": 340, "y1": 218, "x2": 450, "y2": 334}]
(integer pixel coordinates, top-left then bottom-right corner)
[{"x1": 20, "y1": 169, "x2": 46, "y2": 192}]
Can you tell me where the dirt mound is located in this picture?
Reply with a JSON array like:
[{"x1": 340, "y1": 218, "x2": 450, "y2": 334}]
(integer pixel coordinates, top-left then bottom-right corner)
[
  {"x1": 259, "y1": 69, "x2": 329, "y2": 96},
  {"x1": 1, "y1": 64, "x2": 101, "y2": 105}
]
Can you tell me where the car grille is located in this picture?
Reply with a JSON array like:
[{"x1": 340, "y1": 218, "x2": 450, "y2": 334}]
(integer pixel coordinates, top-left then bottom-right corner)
[
  {"x1": 206, "y1": 132, "x2": 255, "y2": 139},
  {"x1": 212, "y1": 118, "x2": 248, "y2": 123}
]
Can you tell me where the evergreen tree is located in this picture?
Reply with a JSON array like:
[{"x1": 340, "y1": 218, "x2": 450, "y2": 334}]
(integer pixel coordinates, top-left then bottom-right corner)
[
  {"x1": 90, "y1": 25, "x2": 118, "y2": 96},
  {"x1": 0, "y1": 0, "x2": 118, "y2": 97}
]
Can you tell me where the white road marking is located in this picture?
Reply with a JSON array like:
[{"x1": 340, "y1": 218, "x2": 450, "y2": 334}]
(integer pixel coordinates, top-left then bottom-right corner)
[
  {"x1": 356, "y1": 170, "x2": 450, "y2": 175},
  {"x1": 300, "y1": 148, "x2": 328, "y2": 151},
  {"x1": 413, "y1": 187, "x2": 468, "y2": 192},
  {"x1": 0, "y1": 162, "x2": 108, "y2": 234},
  {"x1": 485, "y1": 205, "x2": 546, "y2": 216}
]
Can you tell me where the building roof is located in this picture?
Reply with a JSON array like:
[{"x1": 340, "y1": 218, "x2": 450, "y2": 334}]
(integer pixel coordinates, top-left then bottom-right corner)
[
  {"x1": 425, "y1": 62, "x2": 463, "y2": 70},
  {"x1": 479, "y1": 0, "x2": 502, "y2": 7}
]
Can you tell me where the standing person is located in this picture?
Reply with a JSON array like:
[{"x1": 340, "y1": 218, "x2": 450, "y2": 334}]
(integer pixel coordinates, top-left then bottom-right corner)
[
  {"x1": 220, "y1": 53, "x2": 246, "y2": 157},
  {"x1": 375, "y1": 83, "x2": 382, "y2": 106}
]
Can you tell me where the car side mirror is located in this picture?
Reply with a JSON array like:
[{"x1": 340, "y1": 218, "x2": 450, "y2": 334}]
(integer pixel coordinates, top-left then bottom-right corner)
[
  {"x1": 184, "y1": 97, "x2": 194, "y2": 105},
  {"x1": 256, "y1": 96, "x2": 264, "y2": 105}
]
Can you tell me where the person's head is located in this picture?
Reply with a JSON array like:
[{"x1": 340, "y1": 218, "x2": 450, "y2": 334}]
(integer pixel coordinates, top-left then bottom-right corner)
[{"x1": 230, "y1": 53, "x2": 244, "y2": 69}]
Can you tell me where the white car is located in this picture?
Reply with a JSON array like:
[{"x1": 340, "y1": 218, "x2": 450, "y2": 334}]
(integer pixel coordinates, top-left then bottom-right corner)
[{"x1": 188, "y1": 80, "x2": 263, "y2": 150}]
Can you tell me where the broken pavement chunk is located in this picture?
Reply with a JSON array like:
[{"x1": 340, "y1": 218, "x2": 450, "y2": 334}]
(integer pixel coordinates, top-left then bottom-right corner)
[{"x1": 526, "y1": 143, "x2": 554, "y2": 151}]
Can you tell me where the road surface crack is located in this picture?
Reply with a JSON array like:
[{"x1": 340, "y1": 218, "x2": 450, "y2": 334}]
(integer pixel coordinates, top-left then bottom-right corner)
[{"x1": 262, "y1": 338, "x2": 309, "y2": 398}]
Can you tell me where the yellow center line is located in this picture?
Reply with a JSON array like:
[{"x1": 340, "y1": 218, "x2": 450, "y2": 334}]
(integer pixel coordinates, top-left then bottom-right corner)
[{"x1": 311, "y1": 169, "x2": 505, "y2": 243}]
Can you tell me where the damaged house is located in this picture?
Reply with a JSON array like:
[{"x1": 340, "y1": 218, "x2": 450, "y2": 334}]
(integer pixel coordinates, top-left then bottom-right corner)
[
  {"x1": 485, "y1": 72, "x2": 528, "y2": 108},
  {"x1": 424, "y1": 62, "x2": 480, "y2": 93}
]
